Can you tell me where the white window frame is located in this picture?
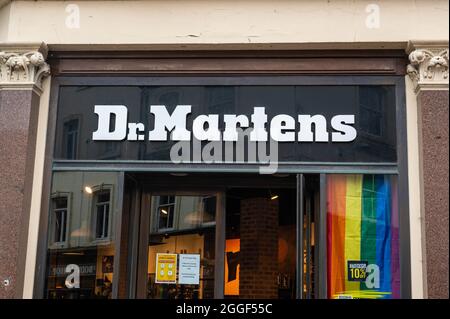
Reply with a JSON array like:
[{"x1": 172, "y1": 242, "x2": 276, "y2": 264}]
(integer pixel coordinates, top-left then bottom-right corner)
[
  {"x1": 49, "y1": 192, "x2": 71, "y2": 249},
  {"x1": 90, "y1": 184, "x2": 114, "y2": 244},
  {"x1": 155, "y1": 195, "x2": 176, "y2": 232}
]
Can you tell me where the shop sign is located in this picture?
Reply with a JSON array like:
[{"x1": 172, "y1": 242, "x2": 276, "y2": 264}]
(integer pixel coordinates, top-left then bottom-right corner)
[
  {"x1": 155, "y1": 253, "x2": 177, "y2": 284},
  {"x1": 92, "y1": 105, "x2": 357, "y2": 143},
  {"x1": 55, "y1": 86, "x2": 397, "y2": 163},
  {"x1": 178, "y1": 254, "x2": 200, "y2": 285},
  {"x1": 50, "y1": 263, "x2": 96, "y2": 277},
  {"x1": 347, "y1": 260, "x2": 368, "y2": 281}
]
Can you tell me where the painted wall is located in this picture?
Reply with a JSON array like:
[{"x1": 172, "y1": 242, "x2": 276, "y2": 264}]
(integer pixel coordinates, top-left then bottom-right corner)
[{"x1": 0, "y1": 0, "x2": 448, "y2": 47}]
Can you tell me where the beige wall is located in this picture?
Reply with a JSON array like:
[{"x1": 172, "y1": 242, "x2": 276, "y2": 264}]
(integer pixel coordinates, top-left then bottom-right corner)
[
  {"x1": 22, "y1": 76, "x2": 51, "y2": 299},
  {"x1": 0, "y1": 0, "x2": 448, "y2": 47},
  {"x1": 405, "y1": 76, "x2": 426, "y2": 298},
  {"x1": 0, "y1": 2, "x2": 10, "y2": 41}
]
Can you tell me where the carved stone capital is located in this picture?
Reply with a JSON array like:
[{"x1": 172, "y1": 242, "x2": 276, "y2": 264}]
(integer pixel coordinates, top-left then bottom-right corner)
[
  {"x1": 407, "y1": 42, "x2": 449, "y2": 92},
  {"x1": 0, "y1": 43, "x2": 50, "y2": 94}
]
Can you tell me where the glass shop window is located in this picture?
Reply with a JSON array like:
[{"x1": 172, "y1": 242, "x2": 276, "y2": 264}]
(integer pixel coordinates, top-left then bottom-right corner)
[
  {"x1": 206, "y1": 86, "x2": 235, "y2": 114},
  {"x1": 359, "y1": 87, "x2": 384, "y2": 137},
  {"x1": 52, "y1": 197, "x2": 69, "y2": 244},
  {"x1": 45, "y1": 172, "x2": 119, "y2": 299},
  {"x1": 158, "y1": 91, "x2": 180, "y2": 106},
  {"x1": 326, "y1": 174, "x2": 400, "y2": 299},
  {"x1": 147, "y1": 195, "x2": 216, "y2": 299},
  {"x1": 93, "y1": 190, "x2": 111, "y2": 240}
]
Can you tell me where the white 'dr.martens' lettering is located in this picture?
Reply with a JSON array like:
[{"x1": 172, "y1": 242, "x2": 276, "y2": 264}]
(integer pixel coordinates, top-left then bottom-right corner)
[{"x1": 92, "y1": 105, "x2": 357, "y2": 143}]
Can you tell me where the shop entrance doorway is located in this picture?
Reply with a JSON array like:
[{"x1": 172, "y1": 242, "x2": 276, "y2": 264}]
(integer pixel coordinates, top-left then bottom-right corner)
[
  {"x1": 224, "y1": 187, "x2": 297, "y2": 299},
  {"x1": 122, "y1": 173, "x2": 320, "y2": 299}
]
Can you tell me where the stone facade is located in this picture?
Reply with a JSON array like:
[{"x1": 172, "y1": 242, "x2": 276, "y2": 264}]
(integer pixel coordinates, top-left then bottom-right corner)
[
  {"x1": 407, "y1": 42, "x2": 449, "y2": 299},
  {"x1": 0, "y1": 44, "x2": 50, "y2": 298}
]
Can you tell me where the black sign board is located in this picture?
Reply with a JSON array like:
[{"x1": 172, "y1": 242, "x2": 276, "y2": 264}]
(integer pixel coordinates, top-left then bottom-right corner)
[{"x1": 54, "y1": 85, "x2": 397, "y2": 163}]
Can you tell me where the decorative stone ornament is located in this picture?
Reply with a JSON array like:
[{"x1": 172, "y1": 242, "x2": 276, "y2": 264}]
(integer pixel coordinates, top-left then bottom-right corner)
[
  {"x1": 407, "y1": 47, "x2": 449, "y2": 92},
  {"x1": 0, "y1": 50, "x2": 50, "y2": 93}
]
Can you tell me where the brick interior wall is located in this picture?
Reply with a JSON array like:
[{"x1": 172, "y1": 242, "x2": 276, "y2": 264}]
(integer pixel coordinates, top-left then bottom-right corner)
[{"x1": 239, "y1": 197, "x2": 278, "y2": 298}]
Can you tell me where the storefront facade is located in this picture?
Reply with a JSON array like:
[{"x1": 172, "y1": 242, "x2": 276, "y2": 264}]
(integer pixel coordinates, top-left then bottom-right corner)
[{"x1": 0, "y1": 0, "x2": 448, "y2": 299}]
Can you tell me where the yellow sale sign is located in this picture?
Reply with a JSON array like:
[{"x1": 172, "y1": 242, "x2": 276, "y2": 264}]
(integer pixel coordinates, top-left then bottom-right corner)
[{"x1": 155, "y1": 253, "x2": 177, "y2": 284}]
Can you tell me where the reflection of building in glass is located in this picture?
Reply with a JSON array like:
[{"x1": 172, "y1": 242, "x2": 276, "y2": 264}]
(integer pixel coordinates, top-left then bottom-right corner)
[
  {"x1": 359, "y1": 87, "x2": 384, "y2": 137},
  {"x1": 158, "y1": 91, "x2": 180, "y2": 106},
  {"x1": 356, "y1": 86, "x2": 397, "y2": 161},
  {"x1": 51, "y1": 197, "x2": 68, "y2": 244},
  {"x1": 55, "y1": 87, "x2": 141, "y2": 160},
  {"x1": 93, "y1": 189, "x2": 112, "y2": 240},
  {"x1": 156, "y1": 196, "x2": 175, "y2": 230},
  {"x1": 143, "y1": 86, "x2": 237, "y2": 160},
  {"x1": 62, "y1": 118, "x2": 80, "y2": 159},
  {"x1": 45, "y1": 172, "x2": 120, "y2": 299},
  {"x1": 151, "y1": 195, "x2": 216, "y2": 233},
  {"x1": 206, "y1": 87, "x2": 235, "y2": 116},
  {"x1": 142, "y1": 88, "x2": 182, "y2": 160}
]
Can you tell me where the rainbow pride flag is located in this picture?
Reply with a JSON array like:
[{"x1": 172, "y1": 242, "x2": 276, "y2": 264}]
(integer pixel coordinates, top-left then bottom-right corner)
[{"x1": 327, "y1": 174, "x2": 400, "y2": 299}]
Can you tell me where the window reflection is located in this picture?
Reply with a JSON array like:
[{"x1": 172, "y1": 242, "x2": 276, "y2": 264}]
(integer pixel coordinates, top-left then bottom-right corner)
[
  {"x1": 158, "y1": 91, "x2": 180, "y2": 106},
  {"x1": 157, "y1": 196, "x2": 176, "y2": 230},
  {"x1": 94, "y1": 190, "x2": 111, "y2": 240},
  {"x1": 359, "y1": 86, "x2": 386, "y2": 138},
  {"x1": 62, "y1": 118, "x2": 79, "y2": 159},
  {"x1": 52, "y1": 196, "x2": 68, "y2": 244},
  {"x1": 45, "y1": 172, "x2": 120, "y2": 299}
]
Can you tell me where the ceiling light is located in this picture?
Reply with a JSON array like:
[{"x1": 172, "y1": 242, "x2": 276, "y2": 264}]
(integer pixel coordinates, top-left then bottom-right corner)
[
  {"x1": 63, "y1": 252, "x2": 85, "y2": 256},
  {"x1": 269, "y1": 189, "x2": 278, "y2": 200}
]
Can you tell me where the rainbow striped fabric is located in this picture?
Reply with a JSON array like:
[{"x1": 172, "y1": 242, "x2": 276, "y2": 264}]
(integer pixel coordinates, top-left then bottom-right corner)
[{"x1": 327, "y1": 174, "x2": 400, "y2": 299}]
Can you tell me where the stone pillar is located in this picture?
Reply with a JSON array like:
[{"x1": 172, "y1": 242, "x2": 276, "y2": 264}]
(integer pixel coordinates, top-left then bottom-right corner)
[
  {"x1": 240, "y1": 197, "x2": 278, "y2": 299},
  {"x1": 407, "y1": 42, "x2": 449, "y2": 299},
  {"x1": 0, "y1": 44, "x2": 50, "y2": 298}
]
